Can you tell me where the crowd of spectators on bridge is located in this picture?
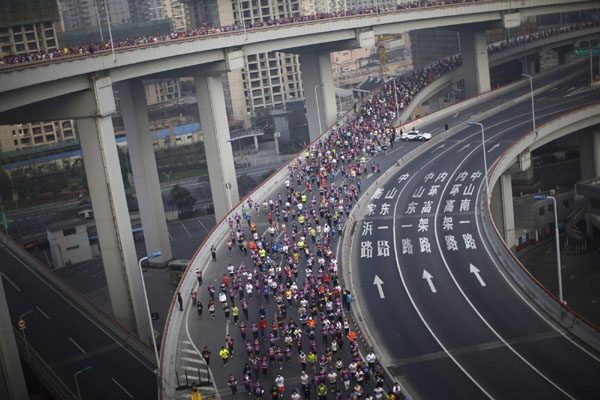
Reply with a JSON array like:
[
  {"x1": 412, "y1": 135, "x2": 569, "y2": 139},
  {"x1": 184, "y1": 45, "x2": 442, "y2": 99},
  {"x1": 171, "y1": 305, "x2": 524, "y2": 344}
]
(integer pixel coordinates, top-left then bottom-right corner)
[
  {"x1": 1, "y1": 0, "x2": 491, "y2": 68},
  {"x1": 188, "y1": 52, "x2": 465, "y2": 400},
  {"x1": 487, "y1": 20, "x2": 600, "y2": 54}
]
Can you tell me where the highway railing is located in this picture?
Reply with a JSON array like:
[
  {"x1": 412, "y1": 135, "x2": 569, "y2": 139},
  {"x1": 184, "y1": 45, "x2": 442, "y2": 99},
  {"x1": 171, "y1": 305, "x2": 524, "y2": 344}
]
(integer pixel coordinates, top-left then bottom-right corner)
[
  {"x1": 13, "y1": 327, "x2": 74, "y2": 400},
  {"x1": 0, "y1": 232, "x2": 157, "y2": 368},
  {"x1": 0, "y1": 0, "x2": 491, "y2": 72}
]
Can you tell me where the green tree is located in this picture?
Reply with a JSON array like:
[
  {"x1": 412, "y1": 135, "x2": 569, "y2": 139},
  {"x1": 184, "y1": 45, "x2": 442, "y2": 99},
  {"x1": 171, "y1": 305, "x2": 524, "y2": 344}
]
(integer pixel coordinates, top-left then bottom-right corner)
[{"x1": 169, "y1": 185, "x2": 196, "y2": 211}]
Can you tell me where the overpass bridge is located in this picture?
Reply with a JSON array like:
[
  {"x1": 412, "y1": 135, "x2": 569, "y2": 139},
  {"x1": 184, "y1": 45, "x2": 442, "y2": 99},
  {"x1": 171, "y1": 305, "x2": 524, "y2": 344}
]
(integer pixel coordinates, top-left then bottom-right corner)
[{"x1": 0, "y1": 1, "x2": 599, "y2": 396}]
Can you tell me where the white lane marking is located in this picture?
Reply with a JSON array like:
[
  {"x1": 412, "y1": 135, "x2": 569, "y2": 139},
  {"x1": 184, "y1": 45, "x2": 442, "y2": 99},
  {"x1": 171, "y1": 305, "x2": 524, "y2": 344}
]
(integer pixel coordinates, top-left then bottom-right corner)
[
  {"x1": 181, "y1": 349, "x2": 198, "y2": 354},
  {"x1": 401, "y1": 224, "x2": 412, "y2": 228},
  {"x1": 182, "y1": 357, "x2": 204, "y2": 364},
  {"x1": 432, "y1": 144, "x2": 446, "y2": 153},
  {"x1": 168, "y1": 230, "x2": 174, "y2": 241},
  {"x1": 197, "y1": 219, "x2": 210, "y2": 234},
  {"x1": 422, "y1": 270, "x2": 437, "y2": 293},
  {"x1": 473, "y1": 168, "x2": 600, "y2": 364},
  {"x1": 373, "y1": 275, "x2": 385, "y2": 299},
  {"x1": 181, "y1": 222, "x2": 192, "y2": 238},
  {"x1": 433, "y1": 134, "x2": 576, "y2": 399},
  {"x1": 457, "y1": 143, "x2": 471, "y2": 153},
  {"x1": 69, "y1": 337, "x2": 86, "y2": 354},
  {"x1": 453, "y1": 112, "x2": 459, "y2": 118},
  {"x1": 487, "y1": 143, "x2": 500, "y2": 153},
  {"x1": 377, "y1": 226, "x2": 389, "y2": 230},
  {"x1": 36, "y1": 306, "x2": 50, "y2": 319},
  {"x1": 0, "y1": 272, "x2": 21, "y2": 292},
  {"x1": 111, "y1": 378, "x2": 134, "y2": 398},
  {"x1": 459, "y1": 220, "x2": 470, "y2": 224},
  {"x1": 0, "y1": 246, "x2": 154, "y2": 371},
  {"x1": 391, "y1": 137, "x2": 495, "y2": 399},
  {"x1": 469, "y1": 264, "x2": 487, "y2": 287}
]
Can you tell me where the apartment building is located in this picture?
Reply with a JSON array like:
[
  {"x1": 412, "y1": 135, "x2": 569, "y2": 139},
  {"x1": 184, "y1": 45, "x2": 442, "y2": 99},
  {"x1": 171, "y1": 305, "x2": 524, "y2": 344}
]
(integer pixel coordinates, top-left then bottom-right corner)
[
  {"x1": 0, "y1": 0, "x2": 61, "y2": 57},
  {"x1": 144, "y1": 79, "x2": 183, "y2": 104},
  {"x1": 0, "y1": 120, "x2": 77, "y2": 153}
]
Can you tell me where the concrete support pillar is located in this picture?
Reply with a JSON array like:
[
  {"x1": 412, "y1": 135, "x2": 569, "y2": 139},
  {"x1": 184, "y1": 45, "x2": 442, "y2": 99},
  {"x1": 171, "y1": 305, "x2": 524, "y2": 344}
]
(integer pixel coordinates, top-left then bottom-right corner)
[
  {"x1": 579, "y1": 127, "x2": 600, "y2": 180},
  {"x1": 77, "y1": 76, "x2": 152, "y2": 344},
  {"x1": 117, "y1": 80, "x2": 172, "y2": 265},
  {"x1": 254, "y1": 136, "x2": 259, "y2": 151},
  {"x1": 300, "y1": 52, "x2": 337, "y2": 141},
  {"x1": 194, "y1": 73, "x2": 239, "y2": 220},
  {"x1": 460, "y1": 30, "x2": 491, "y2": 97},
  {"x1": 490, "y1": 173, "x2": 516, "y2": 249},
  {"x1": 0, "y1": 278, "x2": 28, "y2": 400}
]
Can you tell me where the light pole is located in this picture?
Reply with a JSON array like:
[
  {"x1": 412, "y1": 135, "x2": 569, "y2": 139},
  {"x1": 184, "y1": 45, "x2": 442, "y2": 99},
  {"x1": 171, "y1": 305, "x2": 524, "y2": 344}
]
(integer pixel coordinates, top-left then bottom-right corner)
[
  {"x1": 74, "y1": 366, "x2": 92, "y2": 400},
  {"x1": 138, "y1": 251, "x2": 162, "y2": 370},
  {"x1": 467, "y1": 122, "x2": 490, "y2": 201},
  {"x1": 314, "y1": 83, "x2": 324, "y2": 135},
  {"x1": 533, "y1": 195, "x2": 564, "y2": 303},
  {"x1": 520, "y1": 73, "x2": 536, "y2": 133},
  {"x1": 93, "y1": 0, "x2": 104, "y2": 43},
  {"x1": 18, "y1": 309, "x2": 33, "y2": 359}
]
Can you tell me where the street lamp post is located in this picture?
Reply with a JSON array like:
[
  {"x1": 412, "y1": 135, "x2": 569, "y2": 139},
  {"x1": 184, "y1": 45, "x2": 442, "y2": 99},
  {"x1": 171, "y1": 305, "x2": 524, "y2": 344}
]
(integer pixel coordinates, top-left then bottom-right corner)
[
  {"x1": 74, "y1": 366, "x2": 92, "y2": 400},
  {"x1": 467, "y1": 122, "x2": 490, "y2": 201},
  {"x1": 314, "y1": 83, "x2": 325, "y2": 135},
  {"x1": 393, "y1": 77, "x2": 399, "y2": 122},
  {"x1": 138, "y1": 252, "x2": 162, "y2": 371},
  {"x1": 18, "y1": 309, "x2": 33, "y2": 359},
  {"x1": 533, "y1": 195, "x2": 564, "y2": 303},
  {"x1": 520, "y1": 73, "x2": 536, "y2": 133}
]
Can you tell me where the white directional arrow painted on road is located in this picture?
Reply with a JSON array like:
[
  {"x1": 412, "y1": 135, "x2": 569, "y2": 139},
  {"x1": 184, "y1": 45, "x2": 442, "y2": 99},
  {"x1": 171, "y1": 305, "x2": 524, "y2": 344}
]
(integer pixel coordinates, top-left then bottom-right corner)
[
  {"x1": 487, "y1": 143, "x2": 500, "y2": 153},
  {"x1": 422, "y1": 270, "x2": 437, "y2": 293},
  {"x1": 457, "y1": 143, "x2": 471, "y2": 153},
  {"x1": 373, "y1": 275, "x2": 385, "y2": 299},
  {"x1": 469, "y1": 263, "x2": 486, "y2": 287},
  {"x1": 432, "y1": 144, "x2": 446, "y2": 153}
]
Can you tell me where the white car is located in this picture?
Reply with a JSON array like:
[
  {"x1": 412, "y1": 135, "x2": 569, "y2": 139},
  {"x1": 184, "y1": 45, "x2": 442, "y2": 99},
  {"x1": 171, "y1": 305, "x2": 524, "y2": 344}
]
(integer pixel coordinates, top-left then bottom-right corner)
[
  {"x1": 401, "y1": 129, "x2": 420, "y2": 141},
  {"x1": 416, "y1": 132, "x2": 432, "y2": 141}
]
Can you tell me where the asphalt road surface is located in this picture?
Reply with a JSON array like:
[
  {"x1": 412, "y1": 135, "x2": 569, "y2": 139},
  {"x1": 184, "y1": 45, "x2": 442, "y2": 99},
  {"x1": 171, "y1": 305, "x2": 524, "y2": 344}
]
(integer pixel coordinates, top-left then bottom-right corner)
[
  {"x1": 176, "y1": 62, "x2": 600, "y2": 400},
  {"x1": 350, "y1": 69, "x2": 600, "y2": 398},
  {"x1": 0, "y1": 243, "x2": 157, "y2": 399}
]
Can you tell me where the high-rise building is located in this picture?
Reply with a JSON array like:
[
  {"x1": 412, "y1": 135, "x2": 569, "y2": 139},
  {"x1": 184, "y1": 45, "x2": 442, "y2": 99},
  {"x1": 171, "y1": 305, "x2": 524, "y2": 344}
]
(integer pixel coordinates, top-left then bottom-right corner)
[
  {"x1": 57, "y1": 0, "x2": 133, "y2": 32},
  {"x1": 0, "y1": 0, "x2": 61, "y2": 57}
]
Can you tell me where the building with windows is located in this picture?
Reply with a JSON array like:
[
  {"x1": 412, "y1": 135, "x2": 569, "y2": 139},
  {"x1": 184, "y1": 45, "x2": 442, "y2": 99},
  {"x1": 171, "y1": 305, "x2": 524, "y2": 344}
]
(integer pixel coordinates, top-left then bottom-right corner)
[
  {"x1": 0, "y1": 120, "x2": 77, "y2": 153},
  {"x1": 144, "y1": 79, "x2": 183, "y2": 104},
  {"x1": 0, "y1": 0, "x2": 61, "y2": 58}
]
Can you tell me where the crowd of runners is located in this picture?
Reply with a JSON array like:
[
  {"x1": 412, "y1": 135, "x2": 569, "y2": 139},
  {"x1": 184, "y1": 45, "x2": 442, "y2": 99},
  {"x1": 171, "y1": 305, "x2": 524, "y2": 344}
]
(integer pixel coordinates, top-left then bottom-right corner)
[
  {"x1": 0, "y1": 0, "x2": 486, "y2": 67},
  {"x1": 184, "y1": 51, "x2": 467, "y2": 400}
]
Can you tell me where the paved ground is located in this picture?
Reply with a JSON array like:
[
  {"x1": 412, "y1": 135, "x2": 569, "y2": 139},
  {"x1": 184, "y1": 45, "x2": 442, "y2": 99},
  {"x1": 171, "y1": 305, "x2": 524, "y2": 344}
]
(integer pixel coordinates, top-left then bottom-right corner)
[
  {"x1": 517, "y1": 239, "x2": 600, "y2": 326},
  {"x1": 54, "y1": 214, "x2": 217, "y2": 335}
]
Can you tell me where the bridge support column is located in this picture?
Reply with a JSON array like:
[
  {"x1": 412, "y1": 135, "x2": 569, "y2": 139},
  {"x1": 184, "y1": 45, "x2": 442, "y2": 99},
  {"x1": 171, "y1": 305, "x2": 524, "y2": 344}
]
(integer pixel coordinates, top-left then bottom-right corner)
[
  {"x1": 194, "y1": 72, "x2": 239, "y2": 220},
  {"x1": 77, "y1": 76, "x2": 153, "y2": 344},
  {"x1": 460, "y1": 30, "x2": 491, "y2": 97},
  {"x1": 117, "y1": 80, "x2": 172, "y2": 266},
  {"x1": 579, "y1": 127, "x2": 600, "y2": 180},
  {"x1": 491, "y1": 173, "x2": 516, "y2": 249},
  {"x1": 0, "y1": 278, "x2": 28, "y2": 400},
  {"x1": 300, "y1": 52, "x2": 337, "y2": 141}
]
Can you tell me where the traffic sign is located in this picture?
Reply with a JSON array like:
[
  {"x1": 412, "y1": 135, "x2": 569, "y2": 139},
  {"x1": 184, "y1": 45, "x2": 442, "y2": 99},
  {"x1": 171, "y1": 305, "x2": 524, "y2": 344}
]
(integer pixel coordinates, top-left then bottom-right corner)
[
  {"x1": 574, "y1": 47, "x2": 600, "y2": 57},
  {"x1": 18, "y1": 319, "x2": 26, "y2": 330}
]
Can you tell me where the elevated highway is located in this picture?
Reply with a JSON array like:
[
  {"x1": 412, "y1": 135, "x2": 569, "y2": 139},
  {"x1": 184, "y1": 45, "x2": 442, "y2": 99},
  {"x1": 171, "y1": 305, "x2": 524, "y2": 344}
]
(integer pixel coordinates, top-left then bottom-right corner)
[
  {"x1": 0, "y1": 0, "x2": 597, "y2": 114},
  {"x1": 162, "y1": 58, "x2": 600, "y2": 399},
  {"x1": 344, "y1": 62, "x2": 600, "y2": 398},
  {"x1": 0, "y1": 233, "x2": 157, "y2": 399}
]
